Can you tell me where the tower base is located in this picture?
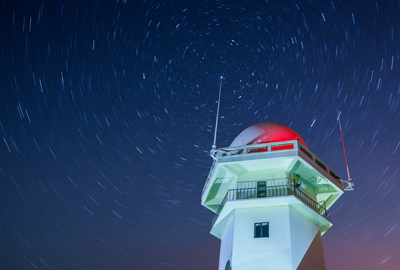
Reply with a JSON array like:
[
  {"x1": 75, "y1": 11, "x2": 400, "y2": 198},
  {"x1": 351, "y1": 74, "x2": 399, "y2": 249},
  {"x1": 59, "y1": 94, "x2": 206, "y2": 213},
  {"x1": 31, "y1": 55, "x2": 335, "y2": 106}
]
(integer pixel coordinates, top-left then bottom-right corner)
[{"x1": 217, "y1": 205, "x2": 326, "y2": 270}]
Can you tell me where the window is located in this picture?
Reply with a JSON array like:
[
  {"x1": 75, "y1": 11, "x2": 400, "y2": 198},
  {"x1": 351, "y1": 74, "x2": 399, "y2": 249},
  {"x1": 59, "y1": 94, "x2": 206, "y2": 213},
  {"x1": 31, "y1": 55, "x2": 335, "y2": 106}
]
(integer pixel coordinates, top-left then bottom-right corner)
[{"x1": 254, "y1": 222, "x2": 269, "y2": 238}]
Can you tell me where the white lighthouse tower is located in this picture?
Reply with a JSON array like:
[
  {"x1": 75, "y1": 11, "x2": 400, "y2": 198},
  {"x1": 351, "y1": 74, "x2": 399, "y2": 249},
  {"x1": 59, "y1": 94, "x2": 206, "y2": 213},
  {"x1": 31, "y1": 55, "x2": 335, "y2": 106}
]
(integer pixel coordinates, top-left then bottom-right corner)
[{"x1": 201, "y1": 122, "x2": 350, "y2": 270}]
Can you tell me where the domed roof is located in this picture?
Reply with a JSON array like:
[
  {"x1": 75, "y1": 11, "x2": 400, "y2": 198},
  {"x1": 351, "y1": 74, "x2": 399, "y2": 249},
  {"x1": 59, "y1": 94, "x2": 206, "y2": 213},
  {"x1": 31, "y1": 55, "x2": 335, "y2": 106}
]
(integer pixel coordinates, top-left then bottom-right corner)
[{"x1": 230, "y1": 122, "x2": 309, "y2": 149}]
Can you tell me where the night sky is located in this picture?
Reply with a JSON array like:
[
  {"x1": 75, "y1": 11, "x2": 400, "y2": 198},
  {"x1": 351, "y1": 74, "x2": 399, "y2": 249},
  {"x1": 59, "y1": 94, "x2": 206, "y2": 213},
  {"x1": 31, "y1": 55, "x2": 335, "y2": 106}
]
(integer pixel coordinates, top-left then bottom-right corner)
[{"x1": 0, "y1": 0, "x2": 399, "y2": 269}]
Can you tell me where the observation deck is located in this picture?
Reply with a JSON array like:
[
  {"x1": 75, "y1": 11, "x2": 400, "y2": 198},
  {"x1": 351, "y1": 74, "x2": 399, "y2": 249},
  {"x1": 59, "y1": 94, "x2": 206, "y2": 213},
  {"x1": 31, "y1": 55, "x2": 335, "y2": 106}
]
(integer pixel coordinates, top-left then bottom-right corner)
[
  {"x1": 201, "y1": 139, "x2": 345, "y2": 238},
  {"x1": 203, "y1": 140, "x2": 343, "y2": 201}
]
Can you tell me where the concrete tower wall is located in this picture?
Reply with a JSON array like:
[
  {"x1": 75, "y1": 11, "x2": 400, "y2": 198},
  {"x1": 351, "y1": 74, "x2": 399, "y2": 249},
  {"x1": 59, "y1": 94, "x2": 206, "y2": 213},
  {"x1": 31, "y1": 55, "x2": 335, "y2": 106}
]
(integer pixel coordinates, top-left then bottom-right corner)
[
  {"x1": 289, "y1": 207, "x2": 325, "y2": 269},
  {"x1": 219, "y1": 214, "x2": 234, "y2": 270},
  {"x1": 217, "y1": 206, "x2": 325, "y2": 270}
]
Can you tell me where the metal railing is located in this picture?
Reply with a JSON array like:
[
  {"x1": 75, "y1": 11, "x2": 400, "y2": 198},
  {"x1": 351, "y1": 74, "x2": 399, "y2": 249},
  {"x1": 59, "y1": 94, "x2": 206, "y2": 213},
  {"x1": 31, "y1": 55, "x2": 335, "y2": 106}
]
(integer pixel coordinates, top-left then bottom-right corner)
[{"x1": 212, "y1": 185, "x2": 330, "y2": 225}]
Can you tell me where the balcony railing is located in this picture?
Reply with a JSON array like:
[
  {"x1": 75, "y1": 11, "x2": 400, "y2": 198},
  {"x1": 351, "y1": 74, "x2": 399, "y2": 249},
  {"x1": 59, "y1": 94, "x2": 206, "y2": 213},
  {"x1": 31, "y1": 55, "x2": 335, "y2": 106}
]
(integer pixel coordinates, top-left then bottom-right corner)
[{"x1": 212, "y1": 185, "x2": 330, "y2": 225}]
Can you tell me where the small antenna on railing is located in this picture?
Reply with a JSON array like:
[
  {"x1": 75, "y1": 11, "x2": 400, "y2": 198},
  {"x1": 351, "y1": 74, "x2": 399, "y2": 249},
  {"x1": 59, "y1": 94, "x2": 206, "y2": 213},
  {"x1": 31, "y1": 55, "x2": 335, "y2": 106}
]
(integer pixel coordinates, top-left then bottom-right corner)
[
  {"x1": 212, "y1": 76, "x2": 223, "y2": 149},
  {"x1": 337, "y1": 110, "x2": 354, "y2": 191}
]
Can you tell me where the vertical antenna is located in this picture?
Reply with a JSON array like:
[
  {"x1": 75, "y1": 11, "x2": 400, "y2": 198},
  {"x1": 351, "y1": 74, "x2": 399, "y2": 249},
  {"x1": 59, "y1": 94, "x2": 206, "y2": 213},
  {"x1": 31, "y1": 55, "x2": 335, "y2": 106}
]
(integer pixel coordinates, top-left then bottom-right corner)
[
  {"x1": 337, "y1": 110, "x2": 351, "y2": 181},
  {"x1": 212, "y1": 76, "x2": 223, "y2": 149}
]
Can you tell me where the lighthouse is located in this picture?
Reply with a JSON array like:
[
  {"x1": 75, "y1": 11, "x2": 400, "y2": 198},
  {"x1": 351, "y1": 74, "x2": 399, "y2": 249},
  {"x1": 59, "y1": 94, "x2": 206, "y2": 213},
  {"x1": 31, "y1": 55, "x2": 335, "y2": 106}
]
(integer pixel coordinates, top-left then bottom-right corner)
[{"x1": 201, "y1": 122, "x2": 347, "y2": 270}]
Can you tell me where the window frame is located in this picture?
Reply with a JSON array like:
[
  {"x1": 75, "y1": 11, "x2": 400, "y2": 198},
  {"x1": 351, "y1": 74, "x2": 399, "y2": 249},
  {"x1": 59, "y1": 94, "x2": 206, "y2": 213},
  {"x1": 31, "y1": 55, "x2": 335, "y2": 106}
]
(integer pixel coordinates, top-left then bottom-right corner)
[{"x1": 254, "y1": 222, "x2": 269, "y2": 238}]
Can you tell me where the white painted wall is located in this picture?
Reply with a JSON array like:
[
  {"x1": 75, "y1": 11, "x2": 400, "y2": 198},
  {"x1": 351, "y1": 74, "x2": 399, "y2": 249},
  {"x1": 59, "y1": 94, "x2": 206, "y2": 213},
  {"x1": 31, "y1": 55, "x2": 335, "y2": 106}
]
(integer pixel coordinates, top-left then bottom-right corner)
[
  {"x1": 237, "y1": 168, "x2": 288, "y2": 183},
  {"x1": 219, "y1": 213, "x2": 234, "y2": 270},
  {"x1": 217, "y1": 205, "x2": 323, "y2": 270},
  {"x1": 289, "y1": 207, "x2": 324, "y2": 269},
  {"x1": 232, "y1": 206, "x2": 292, "y2": 270}
]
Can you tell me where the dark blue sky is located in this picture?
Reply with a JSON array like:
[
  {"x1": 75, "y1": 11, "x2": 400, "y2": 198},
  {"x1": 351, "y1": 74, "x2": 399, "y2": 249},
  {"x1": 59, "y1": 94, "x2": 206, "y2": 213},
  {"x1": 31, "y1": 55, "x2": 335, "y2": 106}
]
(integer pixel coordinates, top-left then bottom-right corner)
[{"x1": 0, "y1": 0, "x2": 399, "y2": 269}]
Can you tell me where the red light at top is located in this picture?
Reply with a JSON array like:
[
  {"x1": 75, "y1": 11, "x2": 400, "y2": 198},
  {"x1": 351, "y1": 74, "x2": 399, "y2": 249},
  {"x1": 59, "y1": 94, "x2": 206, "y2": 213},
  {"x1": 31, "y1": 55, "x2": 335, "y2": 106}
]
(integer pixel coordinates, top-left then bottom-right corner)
[{"x1": 230, "y1": 122, "x2": 309, "y2": 149}]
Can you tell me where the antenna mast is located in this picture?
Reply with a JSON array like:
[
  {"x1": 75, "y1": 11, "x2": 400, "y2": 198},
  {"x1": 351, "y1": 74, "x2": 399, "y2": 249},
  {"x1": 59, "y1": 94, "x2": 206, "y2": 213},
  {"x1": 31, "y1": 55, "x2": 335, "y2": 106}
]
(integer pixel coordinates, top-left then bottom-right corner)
[
  {"x1": 337, "y1": 110, "x2": 354, "y2": 191},
  {"x1": 212, "y1": 77, "x2": 223, "y2": 149}
]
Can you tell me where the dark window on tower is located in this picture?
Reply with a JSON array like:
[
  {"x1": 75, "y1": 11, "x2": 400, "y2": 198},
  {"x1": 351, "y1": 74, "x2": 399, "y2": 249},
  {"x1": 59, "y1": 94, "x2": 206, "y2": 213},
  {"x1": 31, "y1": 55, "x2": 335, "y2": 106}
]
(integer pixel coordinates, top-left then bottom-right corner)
[{"x1": 254, "y1": 222, "x2": 269, "y2": 238}]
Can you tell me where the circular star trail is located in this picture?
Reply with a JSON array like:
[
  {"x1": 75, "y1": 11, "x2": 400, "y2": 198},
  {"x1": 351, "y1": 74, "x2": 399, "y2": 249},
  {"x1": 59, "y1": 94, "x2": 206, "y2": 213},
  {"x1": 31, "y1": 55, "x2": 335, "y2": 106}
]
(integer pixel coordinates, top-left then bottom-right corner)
[{"x1": 0, "y1": 0, "x2": 399, "y2": 269}]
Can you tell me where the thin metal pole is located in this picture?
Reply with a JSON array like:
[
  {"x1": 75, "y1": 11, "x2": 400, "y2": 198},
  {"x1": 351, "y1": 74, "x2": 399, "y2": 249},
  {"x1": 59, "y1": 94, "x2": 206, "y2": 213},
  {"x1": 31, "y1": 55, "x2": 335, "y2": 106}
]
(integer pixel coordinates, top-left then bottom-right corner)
[
  {"x1": 337, "y1": 110, "x2": 351, "y2": 180},
  {"x1": 212, "y1": 77, "x2": 223, "y2": 149}
]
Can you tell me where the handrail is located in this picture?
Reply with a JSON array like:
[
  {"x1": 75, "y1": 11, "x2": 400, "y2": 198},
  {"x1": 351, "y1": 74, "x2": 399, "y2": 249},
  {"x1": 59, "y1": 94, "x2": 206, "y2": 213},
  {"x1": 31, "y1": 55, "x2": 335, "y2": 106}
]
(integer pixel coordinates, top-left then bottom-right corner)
[
  {"x1": 212, "y1": 141, "x2": 297, "y2": 158},
  {"x1": 212, "y1": 185, "x2": 330, "y2": 225}
]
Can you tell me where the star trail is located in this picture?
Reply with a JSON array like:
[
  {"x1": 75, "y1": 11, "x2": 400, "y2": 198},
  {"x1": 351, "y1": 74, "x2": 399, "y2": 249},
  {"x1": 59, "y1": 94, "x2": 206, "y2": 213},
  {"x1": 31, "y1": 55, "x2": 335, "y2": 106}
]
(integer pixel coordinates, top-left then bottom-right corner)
[{"x1": 0, "y1": 0, "x2": 400, "y2": 269}]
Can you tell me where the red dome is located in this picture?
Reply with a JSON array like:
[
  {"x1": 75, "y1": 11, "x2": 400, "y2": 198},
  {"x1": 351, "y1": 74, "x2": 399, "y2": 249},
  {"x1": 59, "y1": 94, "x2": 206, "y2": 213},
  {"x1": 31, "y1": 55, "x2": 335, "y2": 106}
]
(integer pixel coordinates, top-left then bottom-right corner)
[{"x1": 230, "y1": 122, "x2": 309, "y2": 149}]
